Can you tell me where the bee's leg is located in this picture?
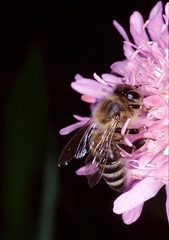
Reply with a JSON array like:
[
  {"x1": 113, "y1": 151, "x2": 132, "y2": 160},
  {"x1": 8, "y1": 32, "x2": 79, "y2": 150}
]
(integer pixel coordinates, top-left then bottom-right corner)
[
  {"x1": 115, "y1": 140, "x2": 134, "y2": 155},
  {"x1": 132, "y1": 137, "x2": 155, "y2": 151},
  {"x1": 115, "y1": 126, "x2": 147, "y2": 135},
  {"x1": 128, "y1": 103, "x2": 151, "y2": 111},
  {"x1": 116, "y1": 137, "x2": 155, "y2": 155}
]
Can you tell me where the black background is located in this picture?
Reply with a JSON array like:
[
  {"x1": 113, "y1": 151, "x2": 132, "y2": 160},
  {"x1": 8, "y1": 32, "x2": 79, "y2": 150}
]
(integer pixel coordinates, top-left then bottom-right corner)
[{"x1": 0, "y1": 1, "x2": 168, "y2": 239}]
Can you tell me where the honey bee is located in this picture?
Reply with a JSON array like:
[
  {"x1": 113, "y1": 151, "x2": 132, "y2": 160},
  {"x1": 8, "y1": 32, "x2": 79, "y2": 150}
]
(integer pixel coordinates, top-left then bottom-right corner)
[{"x1": 59, "y1": 84, "x2": 148, "y2": 192}]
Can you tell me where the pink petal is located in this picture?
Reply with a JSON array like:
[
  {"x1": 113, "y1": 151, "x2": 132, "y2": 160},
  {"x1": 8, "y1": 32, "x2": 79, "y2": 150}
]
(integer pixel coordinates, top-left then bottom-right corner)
[
  {"x1": 113, "y1": 178, "x2": 162, "y2": 214},
  {"x1": 163, "y1": 146, "x2": 169, "y2": 156},
  {"x1": 76, "y1": 166, "x2": 88, "y2": 176},
  {"x1": 101, "y1": 73, "x2": 122, "y2": 85},
  {"x1": 151, "y1": 154, "x2": 168, "y2": 168},
  {"x1": 123, "y1": 42, "x2": 135, "y2": 59},
  {"x1": 143, "y1": 95, "x2": 165, "y2": 107},
  {"x1": 153, "y1": 105, "x2": 168, "y2": 119},
  {"x1": 74, "y1": 74, "x2": 85, "y2": 82},
  {"x1": 139, "y1": 153, "x2": 154, "y2": 168},
  {"x1": 165, "y1": 2, "x2": 169, "y2": 19},
  {"x1": 110, "y1": 60, "x2": 128, "y2": 75},
  {"x1": 165, "y1": 184, "x2": 169, "y2": 223},
  {"x1": 81, "y1": 95, "x2": 96, "y2": 103},
  {"x1": 90, "y1": 102, "x2": 97, "y2": 114},
  {"x1": 76, "y1": 163, "x2": 98, "y2": 176},
  {"x1": 113, "y1": 20, "x2": 130, "y2": 41},
  {"x1": 148, "y1": 1, "x2": 164, "y2": 44},
  {"x1": 71, "y1": 75, "x2": 112, "y2": 99},
  {"x1": 59, "y1": 121, "x2": 85, "y2": 135},
  {"x1": 151, "y1": 42, "x2": 164, "y2": 65},
  {"x1": 155, "y1": 162, "x2": 168, "y2": 182},
  {"x1": 129, "y1": 11, "x2": 149, "y2": 46},
  {"x1": 73, "y1": 115, "x2": 90, "y2": 122},
  {"x1": 122, "y1": 203, "x2": 144, "y2": 225},
  {"x1": 146, "y1": 140, "x2": 160, "y2": 151}
]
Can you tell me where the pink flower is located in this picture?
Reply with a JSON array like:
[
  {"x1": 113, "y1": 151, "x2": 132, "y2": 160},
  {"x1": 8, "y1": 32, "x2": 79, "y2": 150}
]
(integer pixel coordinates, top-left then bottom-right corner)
[{"x1": 60, "y1": 1, "x2": 169, "y2": 224}]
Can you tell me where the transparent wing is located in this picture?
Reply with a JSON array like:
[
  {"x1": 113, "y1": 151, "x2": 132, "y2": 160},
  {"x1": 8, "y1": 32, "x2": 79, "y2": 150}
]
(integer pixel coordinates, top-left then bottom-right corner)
[
  {"x1": 58, "y1": 119, "x2": 95, "y2": 165},
  {"x1": 85, "y1": 152, "x2": 108, "y2": 188},
  {"x1": 85, "y1": 118, "x2": 119, "y2": 187}
]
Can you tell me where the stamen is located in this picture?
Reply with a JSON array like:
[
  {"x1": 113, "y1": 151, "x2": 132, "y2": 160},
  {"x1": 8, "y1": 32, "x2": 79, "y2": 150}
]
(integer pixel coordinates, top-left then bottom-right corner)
[
  {"x1": 162, "y1": 84, "x2": 169, "y2": 91},
  {"x1": 135, "y1": 73, "x2": 142, "y2": 80},
  {"x1": 129, "y1": 41, "x2": 153, "y2": 61},
  {"x1": 156, "y1": 72, "x2": 167, "y2": 88},
  {"x1": 143, "y1": 19, "x2": 150, "y2": 30},
  {"x1": 93, "y1": 72, "x2": 108, "y2": 85},
  {"x1": 128, "y1": 160, "x2": 155, "y2": 170},
  {"x1": 123, "y1": 41, "x2": 137, "y2": 49},
  {"x1": 132, "y1": 72, "x2": 136, "y2": 86},
  {"x1": 129, "y1": 163, "x2": 155, "y2": 170},
  {"x1": 147, "y1": 146, "x2": 160, "y2": 155},
  {"x1": 138, "y1": 41, "x2": 153, "y2": 49},
  {"x1": 147, "y1": 57, "x2": 152, "y2": 73},
  {"x1": 131, "y1": 173, "x2": 143, "y2": 180},
  {"x1": 129, "y1": 49, "x2": 140, "y2": 61},
  {"x1": 156, "y1": 134, "x2": 165, "y2": 141},
  {"x1": 160, "y1": 176, "x2": 169, "y2": 184}
]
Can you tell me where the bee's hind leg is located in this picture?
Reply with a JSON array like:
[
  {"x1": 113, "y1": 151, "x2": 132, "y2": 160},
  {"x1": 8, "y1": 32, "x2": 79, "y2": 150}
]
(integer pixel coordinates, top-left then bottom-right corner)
[{"x1": 116, "y1": 137, "x2": 155, "y2": 155}]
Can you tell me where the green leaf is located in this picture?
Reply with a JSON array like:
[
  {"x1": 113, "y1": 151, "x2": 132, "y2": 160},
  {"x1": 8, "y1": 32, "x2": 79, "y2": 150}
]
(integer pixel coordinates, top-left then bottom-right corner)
[
  {"x1": 3, "y1": 47, "x2": 48, "y2": 239},
  {"x1": 36, "y1": 128, "x2": 60, "y2": 240}
]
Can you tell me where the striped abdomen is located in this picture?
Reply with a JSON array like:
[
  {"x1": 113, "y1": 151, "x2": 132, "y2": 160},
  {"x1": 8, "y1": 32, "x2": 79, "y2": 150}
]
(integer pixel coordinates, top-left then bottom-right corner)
[{"x1": 100, "y1": 149, "x2": 128, "y2": 192}]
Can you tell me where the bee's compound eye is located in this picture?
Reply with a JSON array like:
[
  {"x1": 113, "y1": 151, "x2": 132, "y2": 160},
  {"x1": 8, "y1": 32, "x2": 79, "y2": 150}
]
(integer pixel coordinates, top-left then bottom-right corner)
[{"x1": 126, "y1": 90, "x2": 141, "y2": 102}]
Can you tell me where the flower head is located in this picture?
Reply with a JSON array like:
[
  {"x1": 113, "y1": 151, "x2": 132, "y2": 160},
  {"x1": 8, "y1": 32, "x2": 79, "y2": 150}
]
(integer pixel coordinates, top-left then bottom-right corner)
[{"x1": 60, "y1": 1, "x2": 169, "y2": 224}]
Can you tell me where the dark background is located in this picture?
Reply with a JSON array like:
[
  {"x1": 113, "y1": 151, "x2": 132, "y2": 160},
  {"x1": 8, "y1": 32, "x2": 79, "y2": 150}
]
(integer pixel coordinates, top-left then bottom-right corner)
[{"x1": 0, "y1": 1, "x2": 168, "y2": 240}]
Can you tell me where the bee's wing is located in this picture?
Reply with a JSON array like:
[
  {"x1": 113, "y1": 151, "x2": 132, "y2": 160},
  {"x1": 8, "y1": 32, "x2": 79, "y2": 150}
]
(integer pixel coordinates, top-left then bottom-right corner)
[
  {"x1": 85, "y1": 117, "x2": 119, "y2": 188},
  {"x1": 58, "y1": 119, "x2": 95, "y2": 165},
  {"x1": 85, "y1": 152, "x2": 107, "y2": 188}
]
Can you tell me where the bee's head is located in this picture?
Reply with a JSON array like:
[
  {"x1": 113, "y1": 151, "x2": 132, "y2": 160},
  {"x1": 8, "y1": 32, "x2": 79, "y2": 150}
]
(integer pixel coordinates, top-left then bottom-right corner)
[{"x1": 114, "y1": 84, "x2": 142, "y2": 102}]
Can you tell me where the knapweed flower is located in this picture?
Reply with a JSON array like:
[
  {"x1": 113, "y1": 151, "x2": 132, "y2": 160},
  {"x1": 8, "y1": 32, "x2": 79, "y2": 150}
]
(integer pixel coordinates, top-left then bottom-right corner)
[{"x1": 60, "y1": 1, "x2": 169, "y2": 224}]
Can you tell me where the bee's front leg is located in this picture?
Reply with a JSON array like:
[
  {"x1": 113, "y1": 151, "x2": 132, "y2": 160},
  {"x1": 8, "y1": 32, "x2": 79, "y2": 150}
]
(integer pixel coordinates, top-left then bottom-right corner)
[{"x1": 115, "y1": 126, "x2": 148, "y2": 135}]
